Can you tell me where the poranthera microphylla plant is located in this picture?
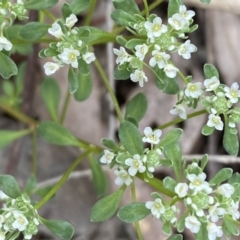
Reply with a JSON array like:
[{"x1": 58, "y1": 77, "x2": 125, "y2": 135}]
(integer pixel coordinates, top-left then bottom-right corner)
[{"x1": 0, "y1": 0, "x2": 239, "y2": 239}]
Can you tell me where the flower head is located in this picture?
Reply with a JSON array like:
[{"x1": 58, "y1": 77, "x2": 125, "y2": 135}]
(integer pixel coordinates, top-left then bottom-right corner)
[
  {"x1": 113, "y1": 46, "x2": 130, "y2": 65},
  {"x1": 164, "y1": 64, "x2": 179, "y2": 78},
  {"x1": 145, "y1": 198, "x2": 166, "y2": 219},
  {"x1": 207, "y1": 114, "x2": 224, "y2": 131},
  {"x1": 168, "y1": 13, "x2": 187, "y2": 30},
  {"x1": 59, "y1": 48, "x2": 80, "y2": 68},
  {"x1": 142, "y1": 127, "x2": 162, "y2": 145},
  {"x1": 130, "y1": 70, "x2": 148, "y2": 87},
  {"x1": 12, "y1": 211, "x2": 28, "y2": 231},
  {"x1": 216, "y1": 183, "x2": 235, "y2": 198},
  {"x1": 114, "y1": 169, "x2": 132, "y2": 186},
  {"x1": 65, "y1": 14, "x2": 78, "y2": 28},
  {"x1": 100, "y1": 150, "x2": 114, "y2": 164},
  {"x1": 144, "y1": 17, "x2": 167, "y2": 42},
  {"x1": 179, "y1": 5, "x2": 195, "y2": 21},
  {"x1": 207, "y1": 222, "x2": 223, "y2": 240},
  {"x1": 178, "y1": 40, "x2": 196, "y2": 59},
  {"x1": 187, "y1": 172, "x2": 212, "y2": 193},
  {"x1": 185, "y1": 216, "x2": 201, "y2": 233},
  {"x1": 82, "y1": 52, "x2": 96, "y2": 64},
  {"x1": 185, "y1": 82, "x2": 202, "y2": 98},
  {"x1": 0, "y1": 36, "x2": 12, "y2": 51},
  {"x1": 227, "y1": 200, "x2": 240, "y2": 220},
  {"x1": 175, "y1": 183, "x2": 188, "y2": 198},
  {"x1": 43, "y1": 62, "x2": 61, "y2": 75},
  {"x1": 204, "y1": 76, "x2": 220, "y2": 91},
  {"x1": 224, "y1": 82, "x2": 240, "y2": 103},
  {"x1": 125, "y1": 154, "x2": 146, "y2": 176},
  {"x1": 170, "y1": 103, "x2": 187, "y2": 119},
  {"x1": 208, "y1": 203, "x2": 226, "y2": 222},
  {"x1": 48, "y1": 23, "x2": 63, "y2": 38},
  {"x1": 135, "y1": 44, "x2": 148, "y2": 61},
  {"x1": 149, "y1": 50, "x2": 170, "y2": 69}
]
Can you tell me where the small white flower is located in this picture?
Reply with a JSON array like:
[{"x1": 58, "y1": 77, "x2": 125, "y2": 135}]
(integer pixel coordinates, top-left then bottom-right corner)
[
  {"x1": 185, "y1": 216, "x2": 201, "y2": 233},
  {"x1": 48, "y1": 23, "x2": 63, "y2": 38},
  {"x1": 43, "y1": 62, "x2": 61, "y2": 75},
  {"x1": 135, "y1": 44, "x2": 148, "y2": 61},
  {"x1": 227, "y1": 200, "x2": 240, "y2": 220},
  {"x1": 59, "y1": 48, "x2": 80, "y2": 68},
  {"x1": 175, "y1": 183, "x2": 188, "y2": 198},
  {"x1": 168, "y1": 14, "x2": 187, "y2": 30},
  {"x1": 187, "y1": 172, "x2": 212, "y2": 193},
  {"x1": 113, "y1": 46, "x2": 130, "y2": 65},
  {"x1": 204, "y1": 76, "x2": 220, "y2": 91},
  {"x1": 224, "y1": 82, "x2": 240, "y2": 103},
  {"x1": 144, "y1": 17, "x2": 168, "y2": 42},
  {"x1": 114, "y1": 169, "x2": 132, "y2": 186},
  {"x1": 170, "y1": 103, "x2": 187, "y2": 119},
  {"x1": 149, "y1": 50, "x2": 170, "y2": 69},
  {"x1": 208, "y1": 203, "x2": 226, "y2": 222},
  {"x1": 142, "y1": 127, "x2": 162, "y2": 145},
  {"x1": 83, "y1": 52, "x2": 96, "y2": 64},
  {"x1": 207, "y1": 222, "x2": 223, "y2": 240},
  {"x1": 179, "y1": 5, "x2": 195, "y2": 21},
  {"x1": 207, "y1": 114, "x2": 224, "y2": 131},
  {"x1": 164, "y1": 64, "x2": 179, "y2": 78},
  {"x1": 125, "y1": 154, "x2": 146, "y2": 176},
  {"x1": 178, "y1": 40, "x2": 196, "y2": 59},
  {"x1": 65, "y1": 14, "x2": 78, "y2": 28},
  {"x1": 185, "y1": 82, "x2": 202, "y2": 99},
  {"x1": 12, "y1": 211, "x2": 28, "y2": 231},
  {"x1": 130, "y1": 70, "x2": 148, "y2": 87},
  {"x1": 0, "y1": 36, "x2": 12, "y2": 51},
  {"x1": 145, "y1": 198, "x2": 165, "y2": 219},
  {"x1": 216, "y1": 183, "x2": 235, "y2": 198},
  {"x1": 100, "y1": 150, "x2": 114, "y2": 164}
]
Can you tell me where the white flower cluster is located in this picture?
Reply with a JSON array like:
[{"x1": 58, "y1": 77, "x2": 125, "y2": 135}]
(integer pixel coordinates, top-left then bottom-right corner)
[
  {"x1": 0, "y1": 192, "x2": 41, "y2": 240},
  {"x1": 113, "y1": 5, "x2": 197, "y2": 87},
  {"x1": 0, "y1": 0, "x2": 28, "y2": 52},
  {"x1": 100, "y1": 127, "x2": 163, "y2": 185},
  {"x1": 43, "y1": 14, "x2": 96, "y2": 75}
]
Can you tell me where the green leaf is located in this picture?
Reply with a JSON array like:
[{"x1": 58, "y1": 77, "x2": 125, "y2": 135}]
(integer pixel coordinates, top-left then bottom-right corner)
[
  {"x1": 68, "y1": 66, "x2": 79, "y2": 94},
  {"x1": 201, "y1": 124, "x2": 214, "y2": 136},
  {"x1": 118, "y1": 121, "x2": 143, "y2": 155},
  {"x1": 163, "y1": 176, "x2": 177, "y2": 192},
  {"x1": 114, "y1": 67, "x2": 131, "y2": 80},
  {"x1": 25, "y1": 174, "x2": 37, "y2": 194},
  {"x1": 195, "y1": 221, "x2": 208, "y2": 240},
  {"x1": 117, "y1": 202, "x2": 150, "y2": 223},
  {"x1": 125, "y1": 93, "x2": 148, "y2": 123},
  {"x1": 73, "y1": 71, "x2": 92, "y2": 101},
  {"x1": 24, "y1": 0, "x2": 58, "y2": 10},
  {"x1": 15, "y1": 62, "x2": 26, "y2": 96},
  {"x1": 164, "y1": 142, "x2": 182, "y2": 181},
  {"x1": 223, "y1": 118, "x2": 239, "y2": 156},
  {"x1": 200, "y1": 154, "x2": 208, "y2": 170},
  {"x1": 0, "y1": 52, "x2": 18, "y2": 79},
  {"x1": 3, "y1": 80, "x2": 14, "y2": 96},
  {"x1": 177, "y1": 210, "x2": 188, "y2": 232},
  {"x1": 70, "y1": 0, "x2": 90, "y2": 14},
  {"x1": 61, "y1": 3, "x2": 72, "y2": 20},
  {"x1": 168, "y1": 0, "x2": 182, "y2": 18},
  {"x1": 38, "y1": 121, "x2": 80, "y2": 146},
  {"x1": 41, "y1": 218, "x2": 74, "y2": 240},
  {"x1": 111, "y1": 10, "x2": 137, "y2": 27},
  {"x1": 203, "y1": 64, "x2": 219, "y2": 79},
  {"x1": 200, "y1": 0, "x2": 211, "y2": 4},
  {"x1": 116, "y1": 36, "x2": 127, "y2": 46},
  {"x1": 155, "y1": 68, "x2": 179, "y2": 95},
  {"x1": 167, "y1": 234, "x2": 183, "y2": 240},
  {"x1": 78, "y1": 58, "x2": 90, "y2": 75},
  {"x1": 209, "y1": 168, "x2": 233, "y2": 186},
  {"x1": 159, "y1": 128, "x2": 183, "y2": 147},
  {"x1": 89, "y1": 157, "x2": 108, "y2": 196},
  {"x1": 41, "y1": 77, "x2": 60, "y2": 122},
  {"x1": 0, "y1": 129, "x2": 30, "y2": 149},
  {"x1": 113, "y1": 0, "x2": 141, "y2": 15},
  {"x1": 125, "y1": 39, "x2": 146, "y2": 50},
  {"x1": 101, "y1": 138, "x2": 118, "y2": 151},
  {"x1": 19, "y1": 22, "x2": 49, "y2": 41},
  {"x1": 91, "y1": 186, "x2": 126, "y2": 222},
  {"x1": 163, "y1": 222, "x2": 172, "y2": 235},
  {"x1": 0, "y1": 175, "x2": 21, "y2": 198},
  {"x1": 223, "y1": 217, "x2": 239, "y2": 236}
]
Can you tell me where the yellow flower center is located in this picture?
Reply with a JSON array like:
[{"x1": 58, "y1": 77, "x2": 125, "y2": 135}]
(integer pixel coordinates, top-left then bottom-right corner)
[
  {"x1": 155, "y1": 55, "x2": 162, "y2": 61},
  {"x1": 152, "y1": 24, "x2": 160, "y2": 32},
  {"x1": 154, "y1": 202, "x2": 162, "y2": 210},
  {"x1": 190, "y1": 85, "x2": 197, "y2": 92},
  {"x1": 18, "y1": 217, "x2": 25, "y2": 224},
  {"x1": 120, "y1": 172, "x2": 127, "y2": 179},
  {"x1": 69, "y1": 53, "x2": 76, "y2": 61},
  {"x1": 133, "y1": 160, "x2": 139, "y2": 168},
  {"x1": 230, "y1": 90, "x2": 237, "y2": 98},
  {"x1": 212, "y1": 117, "x2": 220, "y2": 124},
  {"x1": 174, "y1": 20, "x2": 180, "y2": 26},
  {"x1": 106, "y1": 153, "x2": 112, "y2": 160},
  {"x1": 193, "y1": 179, "x2": 202, "y2": 186}
]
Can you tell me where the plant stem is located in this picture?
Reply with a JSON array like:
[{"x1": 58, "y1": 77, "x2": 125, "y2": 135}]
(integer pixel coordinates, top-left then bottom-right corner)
[
  {"x1": 84, "y1": 0, "x2": 97, "y2": 26},
  {"x1": 31, "y1": 129, "x2": 37, "y2": 175},
  {"x1": 159, "y1": 109, "x2": 207, "y2": 130},
  {"x1": 178, "y1": 70, "x2": 188, "y2": 85},
  {"x1": 94, "y1": 59, "x2": 123, "y2": 122},
  {"x1": 41, "y1": 10, "x2": 56, "y2": 21},
  {"x1": 60, "y1": 90, "x2": 71, "y2": 124},
  {"x1": 0, "y1": 102, "x2": 38, "y2": 126},
  {"x1": 35, "y1": 151, "x2": 90, "y2": 209},
  {"x1": 143, "y1": 0, "x2": 149, "y2": 17}
]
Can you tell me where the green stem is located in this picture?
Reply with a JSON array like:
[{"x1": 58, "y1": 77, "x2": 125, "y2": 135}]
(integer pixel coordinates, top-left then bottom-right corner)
[
  {"x1": 31, "y1": 129, "x2": 37, "y2": 175},
  {"x1": 143, "y1": 0, "x2": 149, "y2": 17},
  {"x1": 84, "y1": 0, "x2": 97, "y2": 26},
  {"x1": 60, "y1": 90, "x2": 71, "y2": 124},
  {"x1": 159, "y1": 109, "x2": 207, "y2": 130},
  {"x1": 35, "y1": 151, "x2": 90, "y2": 209},
  {"x1": 143, "y1": 62, "x2": 163, "y2": 83},
  {"x1": 94, "y1": 59, "x2": 123, "y2": 122},
  {"x1": 178, "y1": 70, "x2": 188, "y2": 85},
  {"x1": 41, "y1": 10, "x2": 56, "y2": 21},
  {"x1": 0, "y1": 102, "x2": 38, "y2": 126}
]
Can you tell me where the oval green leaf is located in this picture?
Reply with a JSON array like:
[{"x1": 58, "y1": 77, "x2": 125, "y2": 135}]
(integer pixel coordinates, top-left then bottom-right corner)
[
  {"x1": 203, "y1": 64, "x2": 219, "y2": 79},
  {"x1": 24, "y1": 0, "x2": 58, "y2": 10},
  {"x1": 91, "y1": 186, "x2": 126, "y2": 222},
  {"x1": 68, "y1": 66, "x2": 79, "y2": 94},
  {"x1": 74, "y1": 72, "x2": 92, "y2": 101},
  {"x1": 168, "y1": 0, "x2": 182, "y2": 18},
  {"x1": 70, "y1": 0, "x2": 90, "y2": 14},
  {"x1": 111, "y1": 10, "x2": 137, "y2": 27},
  {"x1": 0, "y1": 52, "x2": 18, "y2": 79},
  {"x1": 0, "y1": 175, "x2": 21, "y2": 198},
  {"x1": 113, "y1": 0, "x2": 141, "y2": 15},
  {"x1": 167, "y1": 234, "x2": 183, "y2": 240},
  {"x1": 209, "y1": 168, "x2": 233, "y2": 186},
  {"x1": 158, "y1": 128, "x2": 183, "y2": 147}
]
